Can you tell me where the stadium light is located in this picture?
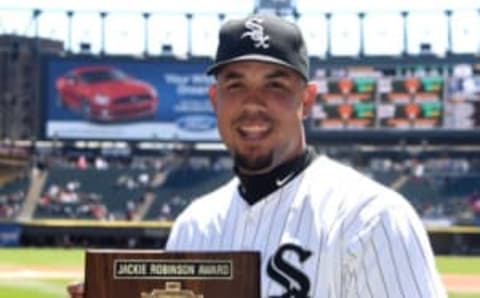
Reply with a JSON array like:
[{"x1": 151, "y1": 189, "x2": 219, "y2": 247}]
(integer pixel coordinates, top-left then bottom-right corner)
[
  {"x1": 100, "y1": 11, "x2": 108, "y2": 56},
  {"x1": 358, "y1": 12, "x2": 365, "y2": 57},
  {"x1": 218, "y1": 13, "x2": 225, "y2": 24},
  {"x1": 30, "y1": 8, "x2": 42, "y2": 56},
  {"x1": 325, "y1": 12, "x2": 332, "y2": 58},
  {"x1": 186, "y1": 13, "x2": 193, "y2": 58},
  {"x1": 292, "y1": 8, "x2": 300, "y2": 23},
  {"x1": 32, "y1": 9, "x2": 42, "y2": 38},
  {"x1": 66, "y1": 11, "x2": 74, "y2": 54},
  {"x1": 142, "y1": 12, "x2": 151, "y2": 57},
  {"x1": 401, "y1": 11, "x2": 409, "y2": 56},
  {"x1": 445, "y1": 10, "x2": 453, "y2": 55}
]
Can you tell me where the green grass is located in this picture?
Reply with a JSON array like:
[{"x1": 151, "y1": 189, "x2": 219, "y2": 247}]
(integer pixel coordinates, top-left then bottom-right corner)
[
  {"x1": 0, "y1": 248, "x2": 85, "y2": 298},
  {"x1": 0, "y1": 247, "x2": 85, "y2": 267},
  {"x1": 0, "y1": 279, "x2": 70, "y2": 298},
  {"x1": 437, "y1": 256, "x2": 480, "y2": 298},
  {"x1": 436, "y1": 256, "x2": 480, "y2": 275},
  {"x1": 449, "y1": 294, "x2": 480, "y2": 298}
]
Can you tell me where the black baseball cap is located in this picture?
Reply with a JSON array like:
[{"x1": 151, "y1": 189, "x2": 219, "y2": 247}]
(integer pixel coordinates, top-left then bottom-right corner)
[{"x1": 207, "y1": 14, "x2": 310, "y2": 81}]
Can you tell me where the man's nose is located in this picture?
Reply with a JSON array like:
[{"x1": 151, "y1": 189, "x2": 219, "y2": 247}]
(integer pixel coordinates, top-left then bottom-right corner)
[{"x1": 242, "y1": 89, "x2": 266, "y2": 109}]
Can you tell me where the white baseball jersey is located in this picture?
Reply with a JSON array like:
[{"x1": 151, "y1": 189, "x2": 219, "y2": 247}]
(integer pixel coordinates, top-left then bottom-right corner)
[{"x1": 166, "y1": 155, "x2": 446, "y2": 298}]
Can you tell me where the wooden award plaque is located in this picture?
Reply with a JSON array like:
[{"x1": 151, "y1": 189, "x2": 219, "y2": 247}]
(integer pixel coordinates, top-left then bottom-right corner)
[{"x1": 84, "y1": 249, "x2": 260, "y2": 298}]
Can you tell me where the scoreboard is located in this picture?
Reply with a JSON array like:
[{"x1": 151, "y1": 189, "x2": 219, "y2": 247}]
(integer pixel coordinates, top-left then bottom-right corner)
[
  {"x1": 377, "y1": 76, "x2": 443, "y2": 129},
  {"x1": 311, "y1": 77, "x2": 377, "y2": 129},
  {"x1": 310, "y1": 74, "x2": 452, "y2": 131}
]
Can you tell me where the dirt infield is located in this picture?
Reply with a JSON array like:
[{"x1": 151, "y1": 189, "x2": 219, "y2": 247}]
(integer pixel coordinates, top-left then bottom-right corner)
[
  {"x1": 442, "y1": 274, "x2": 480, "y2": 293},
  {"x1": 0, "y1": 266, "x2": 479, "y2": 293}
]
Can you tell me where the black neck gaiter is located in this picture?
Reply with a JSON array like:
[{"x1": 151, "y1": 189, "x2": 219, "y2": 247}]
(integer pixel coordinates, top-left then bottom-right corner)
[{"x1": 235, "y1": 147, "x2": 316, "y2": 205}]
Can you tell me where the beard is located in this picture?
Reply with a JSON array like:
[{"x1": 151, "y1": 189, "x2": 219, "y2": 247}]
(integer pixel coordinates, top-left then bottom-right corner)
[{"x1": 234, "y1": 150, "x2": 273, "y2": 173}]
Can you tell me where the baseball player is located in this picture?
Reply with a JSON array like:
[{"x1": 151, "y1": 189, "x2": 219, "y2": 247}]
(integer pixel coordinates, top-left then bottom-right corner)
[
  {"x1": 166, "y1": 14, "x2": 446, "y2": 298},
  {"x1": 68, "y1": 14, "x2": 446, "y2": 298}
]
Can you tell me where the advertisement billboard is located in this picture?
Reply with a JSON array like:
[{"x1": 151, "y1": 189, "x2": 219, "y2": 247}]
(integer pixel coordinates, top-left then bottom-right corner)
[
  {"x1": 43, "y1": 57, "x2": 219, "y2": 141},
  {"x1": 444, "y1": 65, "x2": 480, "y2": 129},
  {"x1": 0, "y1": 222, "x2": 20, "y2": 247}
]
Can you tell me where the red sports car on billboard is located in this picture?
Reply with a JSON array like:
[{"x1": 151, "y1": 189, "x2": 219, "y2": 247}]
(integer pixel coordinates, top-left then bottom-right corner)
[{"x1": 55, "y1": 65, "x2": 158, "y2": 122}]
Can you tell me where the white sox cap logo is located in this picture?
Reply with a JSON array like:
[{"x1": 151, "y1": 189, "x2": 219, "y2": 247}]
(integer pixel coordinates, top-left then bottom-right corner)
[
  {"x1": 207, "y1": 14, "x2": 310, "y2": 81},
  {"x1": 240, "y1": 17, "x2": 270, "y2": 49}
]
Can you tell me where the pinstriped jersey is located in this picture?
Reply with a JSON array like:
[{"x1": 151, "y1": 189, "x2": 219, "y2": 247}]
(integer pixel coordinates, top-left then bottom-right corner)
[{"x1": 166, "y1": 155, "x2": 447, "y2": 298}]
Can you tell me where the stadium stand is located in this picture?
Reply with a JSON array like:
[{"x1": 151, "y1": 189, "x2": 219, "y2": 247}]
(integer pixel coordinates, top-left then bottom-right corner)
[
  {"x1": 22, "y1": 151, "x2": 234, "y2": 222},
  {"x1": 0, "y1": 175, "x2": 28, "y2": 219},
  {"x1": 441, "y1": 174, "x2": 480, "y2": 198},
  {"x1": 35, "y1": 167, "x2": 156, "y2": 220},
  {"x1": 2, "y1": 146, "x2": 479, "y2": 227},
  {"x1": 145, "y1": 166, "x2": 233, "y2": 220},
  {"x1": 0, "y1": 147, "x2": 30, "y2": 220}
]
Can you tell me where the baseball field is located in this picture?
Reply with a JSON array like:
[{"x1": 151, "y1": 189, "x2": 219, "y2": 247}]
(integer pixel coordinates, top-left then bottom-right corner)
[{"x1": 0, "y1": 248, "x2": 478, "y2": 298}]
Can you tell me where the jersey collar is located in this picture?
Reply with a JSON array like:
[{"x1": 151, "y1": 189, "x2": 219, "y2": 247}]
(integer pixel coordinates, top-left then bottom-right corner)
[{"x1": 235, "y1": 147, "x2": 316, "y2": 205}]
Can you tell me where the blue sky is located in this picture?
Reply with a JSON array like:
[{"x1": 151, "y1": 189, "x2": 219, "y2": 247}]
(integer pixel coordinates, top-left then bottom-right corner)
[{"x1": 0, "y1": 0, "x2": 479, "y2": 57}]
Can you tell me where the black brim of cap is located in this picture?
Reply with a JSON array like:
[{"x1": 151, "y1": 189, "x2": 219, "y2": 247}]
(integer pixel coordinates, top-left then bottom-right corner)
[{"x1": 206, "y1": 54, "x2": 308, "y2": 81}]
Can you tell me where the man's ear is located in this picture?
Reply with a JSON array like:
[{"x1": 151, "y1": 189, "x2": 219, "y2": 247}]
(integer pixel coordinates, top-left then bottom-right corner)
[
  {"x1": 208, "y1": 84, "x2": 218, "y2": 112},
  {"x1": 301, "y1": 83, "x2": 317, "y2": 118}
]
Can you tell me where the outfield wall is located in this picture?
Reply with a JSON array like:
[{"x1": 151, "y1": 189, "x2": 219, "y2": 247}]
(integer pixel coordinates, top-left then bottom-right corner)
[
  {"x1": 428, "y1": 226, "x2": 480, "y2": 254},
  {"x1": 2, "y1": 220, "x2": 480, "y2": 254},
  {"x1": 18, "y1": 220, "x2": 171, "y2": 248},
  {"x1": 0, "y1": 222, "x2": 21, "y2": 246}
]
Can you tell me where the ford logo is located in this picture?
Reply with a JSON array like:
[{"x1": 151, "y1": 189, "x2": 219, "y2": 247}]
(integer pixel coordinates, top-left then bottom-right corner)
[{"x1": 176, "y1": 115, "x2": 217, "y2": 132}]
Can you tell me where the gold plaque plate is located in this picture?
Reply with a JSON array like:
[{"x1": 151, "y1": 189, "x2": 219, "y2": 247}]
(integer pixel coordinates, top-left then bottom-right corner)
[{"x1": 141, "y1": 282, "x2": 204, "y2": 298}]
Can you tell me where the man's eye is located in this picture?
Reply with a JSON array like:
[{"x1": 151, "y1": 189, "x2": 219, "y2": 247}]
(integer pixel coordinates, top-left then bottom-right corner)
[
  {"x1": 226, "y1": 83, "x2": 242, "y2": 90},
  {"x1": 268, "y1": 81, "x2": 287, "y2": 90}
]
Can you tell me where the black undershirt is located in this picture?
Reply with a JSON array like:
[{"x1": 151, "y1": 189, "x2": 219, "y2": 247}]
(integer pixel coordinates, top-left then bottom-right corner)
[{"x1": 235, "y1": 147, "x2": 316, "y2": 205}]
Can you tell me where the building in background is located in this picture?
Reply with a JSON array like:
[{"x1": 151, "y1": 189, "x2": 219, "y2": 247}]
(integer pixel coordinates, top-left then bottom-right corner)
[{"x1": 0, "y1": 34, "x2": 63, "y2": 140}]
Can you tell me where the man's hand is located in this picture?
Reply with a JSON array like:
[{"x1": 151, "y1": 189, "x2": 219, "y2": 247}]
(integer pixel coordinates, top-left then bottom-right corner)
[{"x1": 67, "y1": 281, "x2": 84, "y2": 298}]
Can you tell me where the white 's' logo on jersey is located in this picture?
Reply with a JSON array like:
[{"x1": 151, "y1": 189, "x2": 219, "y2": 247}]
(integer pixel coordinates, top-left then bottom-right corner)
[{"x1": 241, "y1": 17, "x2": 270, "y2": 49}]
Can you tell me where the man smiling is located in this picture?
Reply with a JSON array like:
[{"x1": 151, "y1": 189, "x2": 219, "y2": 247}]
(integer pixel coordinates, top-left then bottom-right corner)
[{"x1": 166, "y1": 14, "x2": 446, "y2": 298}]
